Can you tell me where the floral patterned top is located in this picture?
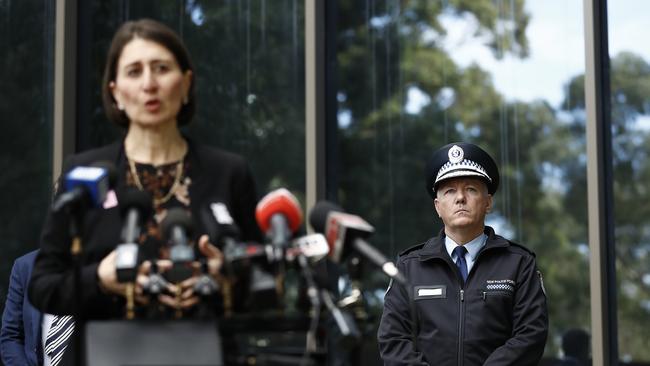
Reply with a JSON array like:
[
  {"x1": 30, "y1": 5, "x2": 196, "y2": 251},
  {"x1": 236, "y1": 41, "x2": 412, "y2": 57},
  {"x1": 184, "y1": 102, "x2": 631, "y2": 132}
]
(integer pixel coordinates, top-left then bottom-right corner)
[{"x1": 125, "y1": 156, "x2": 192, "y2": 260}]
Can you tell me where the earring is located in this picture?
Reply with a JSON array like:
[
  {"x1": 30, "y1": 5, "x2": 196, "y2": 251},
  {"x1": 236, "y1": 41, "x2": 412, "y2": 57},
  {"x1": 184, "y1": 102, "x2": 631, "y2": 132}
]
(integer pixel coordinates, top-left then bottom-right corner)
[
  {"x1": 182, "y1": 96, "x2": 189, "y2": 105},
  {"x1": 116, "y1": 103, "x2": 125, "y2": 111}
]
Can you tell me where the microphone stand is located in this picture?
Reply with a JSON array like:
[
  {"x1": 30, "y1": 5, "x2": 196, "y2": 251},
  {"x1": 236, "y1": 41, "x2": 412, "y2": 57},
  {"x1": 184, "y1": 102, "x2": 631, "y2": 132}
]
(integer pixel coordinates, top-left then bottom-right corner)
[
  {"x1": 338, "y1": 255, "x2": 367, "y2": 365},
  {"x1": 296, "y1": 254, "x2": 321, "y2": 365},
  {"x1": 340, "y1": 255, "x2": 367, "y2": 322},
  {"x1": 324, "y1": 253, "x2": 369, "y2": 364},
  {"x1": 142, "y1": 262, "x2": 170, "y2": 319},
  {"x1": 320, "y1": 289, "x2": 361, "y2": 353},
  {"x1": 269, "y1": 216, "x2": 289, "y2": 308},
  {"x1": 193, "y1": 259, "x2": 220, "y2": 319},
  {"x1": 68, "y1": 209, "x2": 84, "y2": 366},
  {"x1": 220, "y1": 238, "x2": 238, "y2": 316}
]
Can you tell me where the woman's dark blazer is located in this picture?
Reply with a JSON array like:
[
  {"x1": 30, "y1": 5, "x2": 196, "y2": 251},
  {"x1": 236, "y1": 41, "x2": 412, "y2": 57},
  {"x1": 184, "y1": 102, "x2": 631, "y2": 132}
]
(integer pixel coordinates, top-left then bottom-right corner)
[{"x1": 27, "y1": 139, "x2": 262, "y2": 319}]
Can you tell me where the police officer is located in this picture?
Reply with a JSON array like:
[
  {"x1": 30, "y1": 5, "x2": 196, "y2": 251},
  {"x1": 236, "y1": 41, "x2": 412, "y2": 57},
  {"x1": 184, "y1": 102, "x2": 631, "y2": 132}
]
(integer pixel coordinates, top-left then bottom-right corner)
[{"x1": 378, "y1": 142, "x2": 548, "y2": 365}]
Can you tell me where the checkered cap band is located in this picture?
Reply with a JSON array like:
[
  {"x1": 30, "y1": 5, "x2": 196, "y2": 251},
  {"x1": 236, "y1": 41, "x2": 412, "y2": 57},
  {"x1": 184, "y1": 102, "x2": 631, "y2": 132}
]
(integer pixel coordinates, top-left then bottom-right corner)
[{"x1": 435, "y1": 159, "x2": 492, "y2": 186}]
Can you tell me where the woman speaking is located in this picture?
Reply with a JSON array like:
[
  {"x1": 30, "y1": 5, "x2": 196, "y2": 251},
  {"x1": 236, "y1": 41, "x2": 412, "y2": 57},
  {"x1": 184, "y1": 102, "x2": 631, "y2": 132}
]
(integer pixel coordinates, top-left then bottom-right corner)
[{"x1": 28, "y1": 18, "x2": 261, "y2": 320}]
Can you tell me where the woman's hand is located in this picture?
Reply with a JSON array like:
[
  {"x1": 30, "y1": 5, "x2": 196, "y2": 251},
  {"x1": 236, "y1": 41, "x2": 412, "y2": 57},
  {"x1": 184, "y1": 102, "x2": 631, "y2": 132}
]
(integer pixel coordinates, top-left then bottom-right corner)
[
  {"x1": 96, "y1": 250, "x2": 157, "y2": 305},
  {"x1": 98, "y1": 236, "x2": 223, "y2": 310},
  {"x1": 158, "y1": 235, "x2": 223, "y2": 309}
]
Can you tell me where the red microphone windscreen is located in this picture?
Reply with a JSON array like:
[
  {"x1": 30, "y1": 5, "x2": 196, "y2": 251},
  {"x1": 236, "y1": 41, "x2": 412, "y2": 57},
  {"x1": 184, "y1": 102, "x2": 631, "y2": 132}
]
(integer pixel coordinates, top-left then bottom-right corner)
[{"x1": 255, "y1": 188, "x2": 303, "y2": 233}]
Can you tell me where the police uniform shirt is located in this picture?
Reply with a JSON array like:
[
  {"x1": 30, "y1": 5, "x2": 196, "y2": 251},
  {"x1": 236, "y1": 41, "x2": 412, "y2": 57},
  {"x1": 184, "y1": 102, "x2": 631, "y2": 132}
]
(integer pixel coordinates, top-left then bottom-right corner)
[{"x1": 444, "y1": 233, "x2": 487, "y2": 274}]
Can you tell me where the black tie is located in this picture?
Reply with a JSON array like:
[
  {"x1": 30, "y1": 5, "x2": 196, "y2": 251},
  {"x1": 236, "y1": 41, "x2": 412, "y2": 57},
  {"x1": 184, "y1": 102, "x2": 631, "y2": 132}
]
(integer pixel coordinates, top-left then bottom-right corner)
[
  {"x1": 453, "y1": 246, "x2": 468, "y2": 283},
  {"x1": 44, "y1": 315, "x2": 75, "y2": 366}
]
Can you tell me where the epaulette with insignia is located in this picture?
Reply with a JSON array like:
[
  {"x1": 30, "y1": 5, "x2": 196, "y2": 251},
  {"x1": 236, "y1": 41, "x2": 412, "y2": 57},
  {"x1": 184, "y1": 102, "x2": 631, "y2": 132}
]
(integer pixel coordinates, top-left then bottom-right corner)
[{"x1": 508, "y1": 241, "x2": 536, "y2": 257}]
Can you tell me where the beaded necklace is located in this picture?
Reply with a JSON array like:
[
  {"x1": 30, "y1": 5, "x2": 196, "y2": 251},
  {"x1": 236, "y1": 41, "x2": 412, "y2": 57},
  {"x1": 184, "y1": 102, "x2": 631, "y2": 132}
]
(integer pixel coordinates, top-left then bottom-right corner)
[{"x1": 127, "y1": 157, "x2": 184, "y2": 206}]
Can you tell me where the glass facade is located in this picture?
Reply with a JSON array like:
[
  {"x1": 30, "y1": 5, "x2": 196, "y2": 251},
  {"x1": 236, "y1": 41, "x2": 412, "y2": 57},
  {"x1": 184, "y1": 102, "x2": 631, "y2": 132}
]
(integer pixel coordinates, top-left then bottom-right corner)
[
  {"x1": 76, "y1": 0, "x2": 306, "y2": 201},
  {"x1": 0, "y1": 1, "x2": 55, "y2": 310},
  {"x1": 334, "y1": 0, "x2": 591, "y2": 363},
  {"x1": 608, "y1": 0, "x2": 650, "y2": 363},
  {"x1": 1, "y1": 0, "x2": 649, "y2": 365}
]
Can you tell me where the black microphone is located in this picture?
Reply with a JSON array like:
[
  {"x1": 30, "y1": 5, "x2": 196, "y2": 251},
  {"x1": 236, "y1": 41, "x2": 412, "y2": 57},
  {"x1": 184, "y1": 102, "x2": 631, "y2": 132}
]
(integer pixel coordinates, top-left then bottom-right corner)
[
  {"x1": 309, "y1": 201, "x2": 408, "y2": 286},
  {"x1": 93, "y1": 160, "x2": 119, "y2": 187},
  {"x1": 201, "y1": 202, "x2": 278, "y2": 308},
  {"x1": 201, "y1": 202, "x2": 270, "y2": 269},
  {"x1": 202, "y1": 202, "x2": 241, "y2": 248},
  {"x1": 196, "y1": 202, "x2": 244, "y2": 298},
  {"x1": 51, "y1": 162, "x2": 117, "y2": 213},
  {"x1": 160, "y1": 207, "x2": 195, "y2": 282},
  {"x1": 115, "y1": 188, "x2": 153, "y2": 283}
]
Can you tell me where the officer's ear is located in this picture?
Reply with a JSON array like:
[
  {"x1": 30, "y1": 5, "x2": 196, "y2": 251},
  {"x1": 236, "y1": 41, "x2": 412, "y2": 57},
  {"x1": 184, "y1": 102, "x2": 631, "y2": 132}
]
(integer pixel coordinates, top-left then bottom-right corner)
[
  {"x1": 433, "y1": 198, "x2": 441, "y2": 217},
  {"x1": 486, "y1": 194, "x2": 493, "y2": 213}
]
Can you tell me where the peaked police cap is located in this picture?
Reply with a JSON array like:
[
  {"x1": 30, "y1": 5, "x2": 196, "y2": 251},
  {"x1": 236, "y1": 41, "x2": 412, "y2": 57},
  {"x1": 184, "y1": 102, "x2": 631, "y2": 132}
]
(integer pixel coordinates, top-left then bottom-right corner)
[{"x1": 425, "y1": 142, "x2": 499, "y2": 198}]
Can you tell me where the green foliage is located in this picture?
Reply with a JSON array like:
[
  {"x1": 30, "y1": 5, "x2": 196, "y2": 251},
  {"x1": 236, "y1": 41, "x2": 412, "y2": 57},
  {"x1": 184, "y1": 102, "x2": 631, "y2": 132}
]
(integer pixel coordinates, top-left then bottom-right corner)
[{"x1": 598, "y1": 52, "x2": 650, "y2": 360}]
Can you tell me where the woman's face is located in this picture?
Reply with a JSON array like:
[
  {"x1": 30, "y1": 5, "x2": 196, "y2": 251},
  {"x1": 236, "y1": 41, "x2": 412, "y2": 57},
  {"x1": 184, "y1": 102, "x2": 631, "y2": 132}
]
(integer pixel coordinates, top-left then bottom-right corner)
[{"x1": 110, "y1": 38, "x2": 192, "y2": 128}]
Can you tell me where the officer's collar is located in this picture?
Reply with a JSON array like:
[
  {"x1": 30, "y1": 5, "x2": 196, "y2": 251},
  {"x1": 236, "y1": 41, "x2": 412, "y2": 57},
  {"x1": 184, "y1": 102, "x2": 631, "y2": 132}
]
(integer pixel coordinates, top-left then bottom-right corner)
[{"x1": 418, "y1": 226, "x2": 509, "y2": 261}]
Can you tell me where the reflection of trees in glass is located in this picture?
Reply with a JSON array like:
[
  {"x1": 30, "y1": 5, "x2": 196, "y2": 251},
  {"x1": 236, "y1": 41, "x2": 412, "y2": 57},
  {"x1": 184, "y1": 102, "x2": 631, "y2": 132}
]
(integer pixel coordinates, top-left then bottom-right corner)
[
  {"x1": 565, "y1": 51, "x2": 650, "y2": 361},
  {"x1": 0, "y1": 1, "x2": 54, "y2": 308},
  {"x1": 336, "y1": 0, "x2": 592, "y2": 358},
  {"x1": 183, "y1": 0, "x2": 306, "y2": 200},
  {"x1": 79, "y1": 0, "x2": 305, "y2": 204},
  {"x1": 611, "y1": 52, "x2": 650, "y2": 362}
]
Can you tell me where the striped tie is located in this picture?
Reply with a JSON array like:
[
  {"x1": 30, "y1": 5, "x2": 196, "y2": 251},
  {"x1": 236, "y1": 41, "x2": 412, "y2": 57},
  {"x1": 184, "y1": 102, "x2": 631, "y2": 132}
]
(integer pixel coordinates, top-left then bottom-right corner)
[{"x1": 44, "y1": 315, "x2": 75, "y2": 366}]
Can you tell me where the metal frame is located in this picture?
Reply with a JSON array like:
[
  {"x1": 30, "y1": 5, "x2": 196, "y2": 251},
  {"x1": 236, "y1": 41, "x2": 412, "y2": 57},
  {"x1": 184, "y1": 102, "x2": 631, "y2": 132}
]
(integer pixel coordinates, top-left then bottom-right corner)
[
  {"x1": 583, "y1": 0, "x2": 618, "y2": 365},
  {"x1": 53, "y1": 0, "x2": 78, "y2": 181},
  {"x1": 305, "y1": 0, "x2": 327, "y2": 223}
]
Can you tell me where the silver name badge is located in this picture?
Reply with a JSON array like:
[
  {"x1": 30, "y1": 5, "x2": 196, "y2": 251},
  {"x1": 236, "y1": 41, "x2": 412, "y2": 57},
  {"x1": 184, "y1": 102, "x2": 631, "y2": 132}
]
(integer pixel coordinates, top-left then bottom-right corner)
[
  {"x1": 418, "y1": 288, "x2": 443, "y2": 297},
  {"x1": 414, "y1": 285, "x2": 447, "y2": 300}
]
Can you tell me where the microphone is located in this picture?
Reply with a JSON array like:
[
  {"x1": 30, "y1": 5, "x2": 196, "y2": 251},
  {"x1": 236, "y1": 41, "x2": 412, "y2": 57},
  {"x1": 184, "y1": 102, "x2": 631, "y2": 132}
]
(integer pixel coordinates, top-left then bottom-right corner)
[
  {"x1": 255, "y1": 188, "x2": 303, "y2": 248},
  {"x1": 286, "y1": 233, "x2": 330, "y2": 263},
  {"x1": 115, "y1": 188, "x2": 153, "y2": 283},
  {"x1": 51, "y1": 162, "x2": 116, "y2": 213},
  {"x1": 92, "y1": 160, "x2": 119, "y2": 187},
  {"x1": 288, "y1": 234, "x2": 329, "y2": 357},
  {"x1": 309, "y1": 201, "x2": 408, "y2": 286},
  {"x1": 289, "y1": 234, "x2": 329, "y2": 305},
  {"x1": 202, "y1": 202, "x2": 241, "y2": 249},
  {"x1": 160, "y1": 207, "x2": 195, "y2": 282},
  {"x1": 201, "y1": 202, "x2": 269, "y2": 266},
  {"x1": 203, "y1": 202, "x2": 280, "y2": 310}
]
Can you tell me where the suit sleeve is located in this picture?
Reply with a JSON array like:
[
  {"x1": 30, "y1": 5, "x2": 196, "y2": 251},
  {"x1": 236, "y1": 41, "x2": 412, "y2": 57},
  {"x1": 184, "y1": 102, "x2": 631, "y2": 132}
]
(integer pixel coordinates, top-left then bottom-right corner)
[
  {"x1": 1, "y1": 258, "x2": 31, "y2": 365},
  {"x1": 28, "y1": 156, "x2": 110, "y2": 316},
  {"x1": 483, "y1": 254, "x2": 548, "y2": 365},
  {"x1": 377, "y1": 258, "x2": 429, "y2": 366},
  {"x1": 230, "y1": 158, "x2": 263, "y2": 243}
]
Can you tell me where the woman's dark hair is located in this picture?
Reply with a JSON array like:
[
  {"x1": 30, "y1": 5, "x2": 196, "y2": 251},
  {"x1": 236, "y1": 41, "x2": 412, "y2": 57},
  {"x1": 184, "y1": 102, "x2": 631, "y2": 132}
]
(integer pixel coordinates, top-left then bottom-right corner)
[{"x1": 102, "y1": 18, "x2": 196, "y2": 128}]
